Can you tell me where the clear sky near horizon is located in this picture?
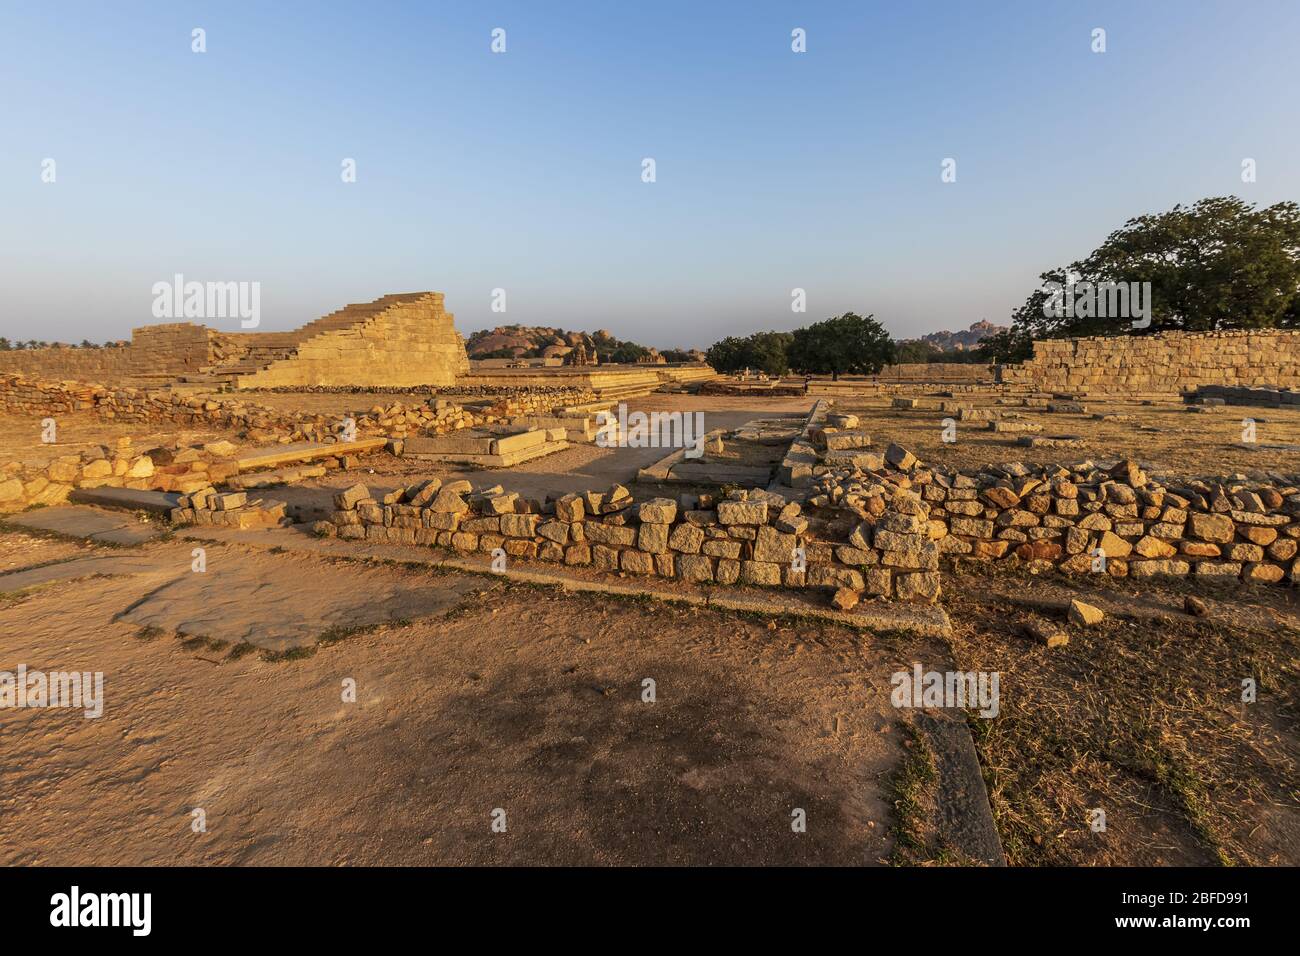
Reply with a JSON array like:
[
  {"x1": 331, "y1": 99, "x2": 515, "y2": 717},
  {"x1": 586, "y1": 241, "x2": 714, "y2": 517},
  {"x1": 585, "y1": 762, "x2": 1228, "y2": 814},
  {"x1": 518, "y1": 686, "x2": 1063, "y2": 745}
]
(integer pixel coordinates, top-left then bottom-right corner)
[{"x1": 3, "y1": 1, "x2": 1299, "y2": 349}]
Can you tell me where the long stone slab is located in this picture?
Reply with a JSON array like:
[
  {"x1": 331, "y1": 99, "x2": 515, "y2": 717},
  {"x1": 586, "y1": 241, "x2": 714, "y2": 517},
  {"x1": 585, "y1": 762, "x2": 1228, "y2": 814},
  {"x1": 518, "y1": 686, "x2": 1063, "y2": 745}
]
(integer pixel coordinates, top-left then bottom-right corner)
[
  {"x1": 69, "y1": 486, "x2": 182, "y2": 516},
  {"x1": 403, "y1": 435, "x2": 495, "y2": 456},
  {"x1": 635, "y1": 429, "x2": 727, "y2": 481},
  {"x1": 233, "y1": 438, "x2": 387, "y2": 471},
  {"x1": 403, "y1": 439, "x2": 569, "y2": 467},
  {"x1": 490, "y1": 429, "x2": 548, "y2": 456},
  {"x1": 775, "y1": 399, "x2": 829, "y2": 489},
  {"x1": 508, "y1": 415, "x2": 608, "y2": 442},
  {"x1": 665, "y1": 463, "x2": 772, "y2": 485}
]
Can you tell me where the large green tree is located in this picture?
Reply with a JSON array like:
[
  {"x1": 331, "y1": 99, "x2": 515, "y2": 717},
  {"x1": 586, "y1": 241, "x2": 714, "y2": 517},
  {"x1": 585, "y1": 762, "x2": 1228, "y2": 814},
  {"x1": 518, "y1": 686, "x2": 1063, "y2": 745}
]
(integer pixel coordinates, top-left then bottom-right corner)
[
  {"x1": 787, "y1": 313, "x2": 895, "y2": 379},
  {"x1": 1008, "y1": 197, "x2": 1300, "y2": 349}
]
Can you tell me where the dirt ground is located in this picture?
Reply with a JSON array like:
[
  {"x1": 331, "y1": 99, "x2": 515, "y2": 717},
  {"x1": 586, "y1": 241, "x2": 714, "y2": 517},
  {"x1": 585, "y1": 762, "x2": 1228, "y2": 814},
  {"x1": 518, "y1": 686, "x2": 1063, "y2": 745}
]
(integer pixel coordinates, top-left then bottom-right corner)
[
  {"x1": 836, "y1": 395, "x2": 1300, "y2": 477},
  {"x1": 0, "y1": 527, "x2": 957, "y2": 866}
]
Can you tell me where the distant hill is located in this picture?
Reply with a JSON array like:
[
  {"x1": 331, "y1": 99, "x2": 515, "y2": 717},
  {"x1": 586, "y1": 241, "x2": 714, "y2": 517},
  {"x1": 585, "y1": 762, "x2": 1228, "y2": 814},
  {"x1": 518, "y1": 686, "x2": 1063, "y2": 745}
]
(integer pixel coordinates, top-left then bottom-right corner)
[
  {"x1": 915, "y1": 320, "x2": 1006, "y2": 352},
  {"x1": 465, "y1": 324, "x2": 704, "y2": 364}
]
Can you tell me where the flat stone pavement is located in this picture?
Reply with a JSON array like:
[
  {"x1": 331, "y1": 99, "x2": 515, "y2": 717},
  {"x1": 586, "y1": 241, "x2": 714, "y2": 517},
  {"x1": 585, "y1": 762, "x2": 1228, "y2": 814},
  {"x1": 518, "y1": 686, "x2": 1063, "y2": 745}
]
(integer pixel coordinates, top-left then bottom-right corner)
[
  {"x1": 118, "y1": 545, "x2": 484, "y2": 651},
  {"x1": 4, "y1": 504, "x2": 162, "y2": 546},
  {"x1": 0, "y1": 536, "x2": 482, "y2": 652}
]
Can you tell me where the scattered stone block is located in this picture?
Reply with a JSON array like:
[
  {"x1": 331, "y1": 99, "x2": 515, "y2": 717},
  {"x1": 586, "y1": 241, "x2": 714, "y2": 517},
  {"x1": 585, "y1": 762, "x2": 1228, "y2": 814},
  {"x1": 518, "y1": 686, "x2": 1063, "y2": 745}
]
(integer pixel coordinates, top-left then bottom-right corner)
[
  {"x1": 1068, "y1": 599, "x2": 1104, "y2": 626},
  {"x1": 831, "y1": 587, "x2": 860, "y2": 611},
  {"x1": 1026, "y1": 618, "x2": 1069, "y2": 648}
]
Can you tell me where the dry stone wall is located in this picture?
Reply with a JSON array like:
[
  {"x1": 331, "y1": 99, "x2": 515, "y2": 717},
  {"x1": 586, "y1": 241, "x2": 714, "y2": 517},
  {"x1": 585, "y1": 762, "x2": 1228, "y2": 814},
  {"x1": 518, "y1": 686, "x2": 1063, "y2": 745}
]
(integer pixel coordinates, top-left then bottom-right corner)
[
  {"x1": 808, "y1": 437, "x2": 1300, "y2": 587},
  {"x1": 1000, "y1": 329, "x2": 1300, "y2": 394},
  {"x1": 279, "y1": 480, "x2": 943, "y2": 604},
  {"x1": 875, "y1": 363, "x2": 996, "y2": 385}
]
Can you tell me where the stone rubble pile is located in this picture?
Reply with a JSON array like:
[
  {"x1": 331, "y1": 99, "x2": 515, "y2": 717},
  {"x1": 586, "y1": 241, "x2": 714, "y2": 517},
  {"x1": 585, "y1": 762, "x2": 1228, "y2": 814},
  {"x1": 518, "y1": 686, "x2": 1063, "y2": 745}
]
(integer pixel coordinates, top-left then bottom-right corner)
[
  {"x1": 170, "y1": 489, "x2": 290, "y2": 530},
  {"x1": 0, "y1": 428, "x2": 380, "y2": 513},
  {"x1": 0, "y1": 436, "x2": 217, "y2": 512},
  {"x1": 0, "y1": 374, "x2": 479, "y2": 443},
  {"x1": 807, "y1": 440, "x2": 1300, "y2": 585}
]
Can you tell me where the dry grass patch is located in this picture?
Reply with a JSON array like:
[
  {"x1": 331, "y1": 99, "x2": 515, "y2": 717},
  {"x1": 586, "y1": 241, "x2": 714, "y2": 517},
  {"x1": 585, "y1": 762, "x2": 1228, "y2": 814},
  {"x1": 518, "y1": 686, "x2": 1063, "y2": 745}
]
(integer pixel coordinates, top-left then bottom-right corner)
[{"x1": 944, "y1": 567, "x2": 1300, "y2": 865}]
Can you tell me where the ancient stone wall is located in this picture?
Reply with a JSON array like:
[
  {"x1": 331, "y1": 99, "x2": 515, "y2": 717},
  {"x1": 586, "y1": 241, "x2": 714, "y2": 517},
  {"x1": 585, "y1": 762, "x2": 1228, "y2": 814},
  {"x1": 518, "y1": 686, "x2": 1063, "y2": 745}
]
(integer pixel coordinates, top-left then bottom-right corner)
[
  {"x1": 0, "y1": 374, "x2": 474, "y2": 443},
  {"x1": 278, "y1": 481, "x2": 943, "y2": 604},
  {"x1": 0, "y1": 345, "x2": 135, "y2": 380},
  {"x1": 875, "y1": 363, "x2": 996, "y2": 385},
  {"x1": 0, "y1": 323, "x2": 215, "y2": 382},
  {"x1": 999, "y1": 329, "x2": 1300, "y2": 394},
  {"x1": 128, "y1": 323, "x2": 215, "y2": 374}
]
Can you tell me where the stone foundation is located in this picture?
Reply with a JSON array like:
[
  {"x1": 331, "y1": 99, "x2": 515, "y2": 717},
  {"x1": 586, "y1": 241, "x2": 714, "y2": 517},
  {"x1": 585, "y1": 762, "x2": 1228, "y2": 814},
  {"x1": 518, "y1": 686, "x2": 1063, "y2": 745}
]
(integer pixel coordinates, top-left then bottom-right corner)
[{"x1": 275, "y1": 482, "x2": 944, "y2": 604}]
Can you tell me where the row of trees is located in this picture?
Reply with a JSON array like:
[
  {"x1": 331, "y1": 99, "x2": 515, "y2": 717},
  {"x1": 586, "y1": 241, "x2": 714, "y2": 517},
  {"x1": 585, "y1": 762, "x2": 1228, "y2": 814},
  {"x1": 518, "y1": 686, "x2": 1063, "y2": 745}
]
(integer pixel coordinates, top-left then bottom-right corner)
[
  {"x1": 706, "y1": 314, "x2": 896, "y2": 379},
  {"x1": 0, "y1": 338, "x2": 123, "y2": 350}
]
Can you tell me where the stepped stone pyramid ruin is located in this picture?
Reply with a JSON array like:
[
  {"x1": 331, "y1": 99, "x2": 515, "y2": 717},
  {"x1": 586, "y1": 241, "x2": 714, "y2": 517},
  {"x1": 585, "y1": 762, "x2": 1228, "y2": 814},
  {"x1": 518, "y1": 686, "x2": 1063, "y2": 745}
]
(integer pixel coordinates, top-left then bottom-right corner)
[
  {"x1": 203, "y1": 292, "x2": 471, "y2": 388},
  {"x1": 0, "y1": 292, "x2": 472, "y2": 389}
]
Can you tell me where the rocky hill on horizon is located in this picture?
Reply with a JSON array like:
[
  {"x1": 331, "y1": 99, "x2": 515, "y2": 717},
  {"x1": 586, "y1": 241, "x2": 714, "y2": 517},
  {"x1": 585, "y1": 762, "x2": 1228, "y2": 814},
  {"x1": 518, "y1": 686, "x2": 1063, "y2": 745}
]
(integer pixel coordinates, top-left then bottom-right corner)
[
  {"x1": 464, "y1": 324, "x2": 704, "y2": 364},
  {"x1": 913, "y1": 319, "x2": 1006, "y2": 352}
]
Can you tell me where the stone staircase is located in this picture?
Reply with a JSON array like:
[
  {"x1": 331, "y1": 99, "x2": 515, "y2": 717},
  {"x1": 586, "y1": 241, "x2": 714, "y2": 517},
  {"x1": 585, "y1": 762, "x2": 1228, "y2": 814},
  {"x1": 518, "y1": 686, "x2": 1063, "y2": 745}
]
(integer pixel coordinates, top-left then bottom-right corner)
[{"x1": 175, "y1": 293, "x2": 463, "y2": 389}]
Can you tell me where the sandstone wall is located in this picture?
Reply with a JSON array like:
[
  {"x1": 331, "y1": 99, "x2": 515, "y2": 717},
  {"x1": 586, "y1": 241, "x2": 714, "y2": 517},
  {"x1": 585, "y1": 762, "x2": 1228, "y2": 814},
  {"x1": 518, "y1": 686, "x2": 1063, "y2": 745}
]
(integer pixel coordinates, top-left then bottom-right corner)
[
  {"x1": 128, "y1": 323, "x2": 214, "y2": 374},
  {"x1": 876, "y1": 363, "x2": 996, "y2": 384},
  {"x1": 0, "y1": 346, "x2": 136, "y2": 380},
  {"x1": 999, "y1": 329, "x2": 1300, "y2": 393},
  {"x1": 234, "y1": 293, "x2": 469, "y2": 388},
  {"x1": 0, "y1": 323, "x2": 215, "y2": 382}
]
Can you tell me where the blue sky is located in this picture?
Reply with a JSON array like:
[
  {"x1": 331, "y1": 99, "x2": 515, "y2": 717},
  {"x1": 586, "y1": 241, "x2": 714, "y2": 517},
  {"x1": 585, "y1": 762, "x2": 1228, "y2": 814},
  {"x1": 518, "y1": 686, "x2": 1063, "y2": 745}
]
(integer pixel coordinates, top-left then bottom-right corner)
[{"x1": 3, "y1": 0, "x2": 1298, "y2": 348}]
